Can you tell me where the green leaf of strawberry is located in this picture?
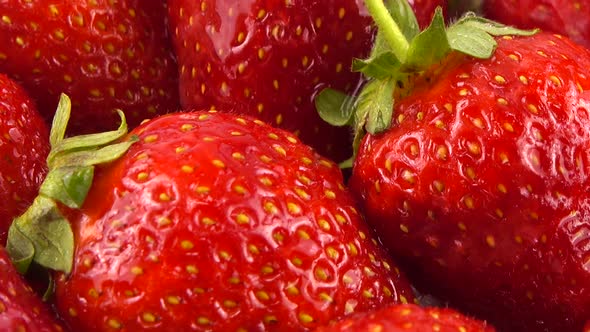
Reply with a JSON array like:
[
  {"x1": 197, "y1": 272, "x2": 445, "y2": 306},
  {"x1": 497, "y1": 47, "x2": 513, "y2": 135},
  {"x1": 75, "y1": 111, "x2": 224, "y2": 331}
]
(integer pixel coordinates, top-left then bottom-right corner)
[
  {"x1": 404, "y1": 8, "x2": 449, "y2": 71},
  {"x1": 357, "y1": 78, "x2": 396, "y2": 135},
  {"x1": 6, "y1": 226, "x2": 34, "y2": 274},
  {"x1": 6, "y1": 94, "x2": 136, "y2": 274},
  {"x1": 352, "y1": 53, "x2": 402, "y2": 79},
  {"x1": 316, "y1": 89, "x2": 355, "y2": 126},
  {"x1": 447, "y1": 13, "x2": 537, "y2": 58},
  {"x1": 8, "y1": 196, "x2": 74, "y2": 274},
  {"x1": 39, "y1": 166, "x2": 94, "y2": 209}
]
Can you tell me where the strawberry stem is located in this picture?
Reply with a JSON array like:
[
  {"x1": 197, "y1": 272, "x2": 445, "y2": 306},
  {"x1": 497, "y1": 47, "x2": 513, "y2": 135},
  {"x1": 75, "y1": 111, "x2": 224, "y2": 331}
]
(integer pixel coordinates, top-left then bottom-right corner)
[{"x1": 364, "y1": 0, "x2": 409, "y2": 62}]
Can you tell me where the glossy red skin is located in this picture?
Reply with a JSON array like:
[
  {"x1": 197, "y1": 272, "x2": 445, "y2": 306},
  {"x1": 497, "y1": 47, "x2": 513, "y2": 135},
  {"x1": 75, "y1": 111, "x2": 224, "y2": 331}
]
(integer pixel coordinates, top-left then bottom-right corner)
[
  {"x1": 167, "y1": 0, "x2": 443, "y2": 163},
  {"x1": 0, "y1": 74, "x2": 49, "y2": 244},
  {"x1": 483, "y1": 0, "x2": 590, "y2": 49},
  {"x1": 54, "y1": 111, "x2": 415, "y2": 331},
  {"x1": 314, "y1": 304, "x2": 495, "y2": 332},
  {"x1": 350, "y1": 33, "x2": 590, "y2": 332},
  {"x1": 0, "y1": 246, "x2": 64, "y2": 331},
  {"x1": 0, "y1": 1, "x2": 179, "y2": 135}
]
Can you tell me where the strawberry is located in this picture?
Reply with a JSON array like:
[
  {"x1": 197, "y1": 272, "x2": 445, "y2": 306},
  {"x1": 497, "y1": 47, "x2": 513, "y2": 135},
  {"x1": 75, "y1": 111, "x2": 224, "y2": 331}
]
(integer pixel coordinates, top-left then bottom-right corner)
[
  {"x1": 482, "y1": 0, "x2": 590, "y2": 49},
  {"x1": 0, "y1": 244, "x2": 64, "y2": 331},
  {"x1": 314, "y1": 303, "x2": 495, "y2": 332},
  {"x1": 9, "y1": 98, "x2": 415, "y2": 331},
  {"x1": 318, "y1": 1, "x2": 590, "y2": 331},
  {"x1": 167, "y1": 0, "x2": 445, "y2": 162},
  {"x1": 0, "y1": 74, "x2": 49, "y2": 244},
  {"x1": 0, "y1": 0, "x2": 179, "y2": 135}
]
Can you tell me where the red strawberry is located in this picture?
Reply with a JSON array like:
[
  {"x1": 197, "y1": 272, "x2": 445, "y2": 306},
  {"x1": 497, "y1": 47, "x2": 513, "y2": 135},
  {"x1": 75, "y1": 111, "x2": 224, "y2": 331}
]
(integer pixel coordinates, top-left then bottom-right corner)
[
  {"x1": 0, "y1": 1, "x2": 179, "y2": 135},
  {"x1": 167, "y1": 0, "x2": 444, "y2": 162},
  {"x1": 0, "y1": 74, "x2": 49, "y2": 244},
  {"x1": 314, "y1": 304, "x2": 495, "y2": 332},
  {"x1": 318, "y1": 2, "x2": 590, "y2": 331},
  {"x1": 482, "y1": 0, "x2": 590, "y2": 49},
  {"x1": 0, "y1": 245, "x2": 64, "y2": 331},
  {"x1": 14, "y1": 104, "x2": 417, "y2": 331}
]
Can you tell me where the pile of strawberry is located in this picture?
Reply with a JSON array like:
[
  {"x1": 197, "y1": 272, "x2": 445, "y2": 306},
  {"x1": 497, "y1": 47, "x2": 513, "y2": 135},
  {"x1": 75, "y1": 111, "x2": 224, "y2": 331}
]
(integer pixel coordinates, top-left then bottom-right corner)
[{"x1": 1, "y1": 0, "x2": 590, "y2": 331}]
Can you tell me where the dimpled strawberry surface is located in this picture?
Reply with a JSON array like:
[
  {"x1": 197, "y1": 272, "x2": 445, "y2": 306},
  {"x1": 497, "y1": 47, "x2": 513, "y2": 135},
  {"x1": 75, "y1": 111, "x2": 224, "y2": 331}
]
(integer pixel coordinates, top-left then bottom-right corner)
[
  {"x1": 0, "y1": 74, "x2": 49, "y2": 244},
  {"x1": 351, "y1": 32, "x2": 590, "y2": 332},
  {"x1": 53, "y1": 111, "x2": 415, "y2": 331},
  {"x1": 0, "y1": 1, "x2": 179, "y2": 134}
]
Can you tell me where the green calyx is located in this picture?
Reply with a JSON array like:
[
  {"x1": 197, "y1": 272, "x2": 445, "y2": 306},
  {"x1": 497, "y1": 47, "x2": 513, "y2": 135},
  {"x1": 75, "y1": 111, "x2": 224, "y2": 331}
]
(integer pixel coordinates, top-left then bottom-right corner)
[
  {"x1": 6, "y1": 94, "x2": 137, "y2": 274},
  {"x1": 316, "y1": 0, "x2": 536, "y2": 166}
]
